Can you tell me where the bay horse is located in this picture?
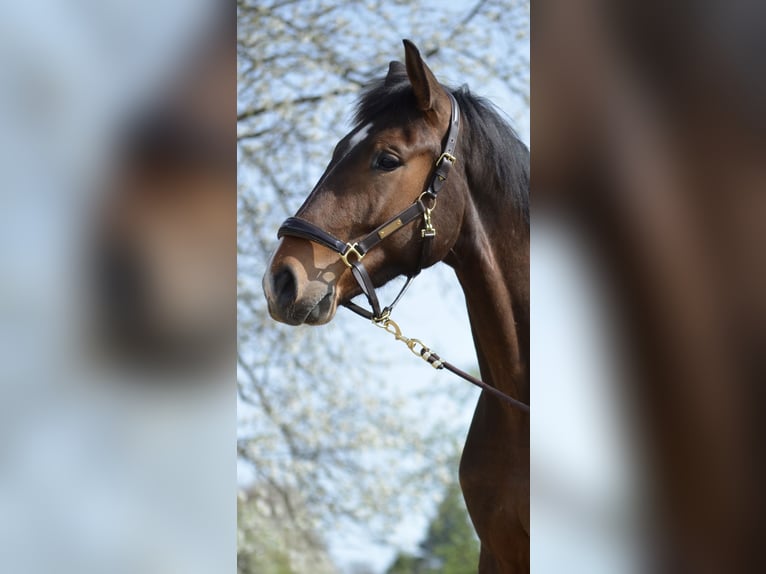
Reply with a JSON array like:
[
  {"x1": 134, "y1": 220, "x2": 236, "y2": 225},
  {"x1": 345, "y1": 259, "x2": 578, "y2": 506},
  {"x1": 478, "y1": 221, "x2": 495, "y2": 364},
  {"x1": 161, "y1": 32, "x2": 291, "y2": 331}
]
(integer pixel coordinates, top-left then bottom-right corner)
[{"x1": 262, "y1": 40, "x2": 529, "y2": 573}]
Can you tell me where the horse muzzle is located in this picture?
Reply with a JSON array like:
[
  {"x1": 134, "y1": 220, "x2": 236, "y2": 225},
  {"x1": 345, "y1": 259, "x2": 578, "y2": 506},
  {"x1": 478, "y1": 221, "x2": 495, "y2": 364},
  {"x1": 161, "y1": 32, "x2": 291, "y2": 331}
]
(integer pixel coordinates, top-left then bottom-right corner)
[{"x1": 262, "y1": 259, "x2": 338, "y2": 326}]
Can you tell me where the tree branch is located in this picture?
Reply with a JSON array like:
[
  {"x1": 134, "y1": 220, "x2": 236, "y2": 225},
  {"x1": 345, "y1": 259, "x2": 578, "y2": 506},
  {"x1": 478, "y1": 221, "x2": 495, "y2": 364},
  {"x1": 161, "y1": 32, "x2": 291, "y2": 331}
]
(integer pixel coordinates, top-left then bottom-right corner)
[{"x1": 237, "y1": 87, "x2": 357, "y2": 123}]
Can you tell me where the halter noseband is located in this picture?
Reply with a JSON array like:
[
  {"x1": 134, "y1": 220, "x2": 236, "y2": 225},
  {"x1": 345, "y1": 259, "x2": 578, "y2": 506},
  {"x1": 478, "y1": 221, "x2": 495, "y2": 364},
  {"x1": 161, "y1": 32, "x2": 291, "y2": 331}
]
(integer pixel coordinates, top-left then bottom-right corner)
[{"x1": 277, "y1": 93, "x2": 461, "y2": 322}]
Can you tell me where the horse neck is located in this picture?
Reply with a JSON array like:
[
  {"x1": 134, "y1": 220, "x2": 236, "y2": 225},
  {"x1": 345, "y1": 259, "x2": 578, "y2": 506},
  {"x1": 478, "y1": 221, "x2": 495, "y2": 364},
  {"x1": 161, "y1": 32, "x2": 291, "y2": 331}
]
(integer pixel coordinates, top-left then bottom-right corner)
[{"x1": 446, "y1": 194, "x2": 529, "y2": 404}]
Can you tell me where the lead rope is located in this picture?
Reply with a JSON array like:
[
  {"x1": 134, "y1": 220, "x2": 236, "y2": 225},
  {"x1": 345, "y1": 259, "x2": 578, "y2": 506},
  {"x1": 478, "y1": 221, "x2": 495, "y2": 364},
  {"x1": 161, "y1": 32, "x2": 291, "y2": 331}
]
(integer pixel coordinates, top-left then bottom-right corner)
[{"x1": 373, "y1": 315, "x2": 530, "y2": 413}]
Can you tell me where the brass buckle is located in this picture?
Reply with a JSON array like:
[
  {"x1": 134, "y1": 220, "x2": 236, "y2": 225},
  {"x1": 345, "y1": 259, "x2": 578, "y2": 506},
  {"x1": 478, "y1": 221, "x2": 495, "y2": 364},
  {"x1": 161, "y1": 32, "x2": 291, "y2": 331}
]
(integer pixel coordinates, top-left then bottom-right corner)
[
  {"x1": 340, "y1": 243, "x2": 364, "y2": 268},
  {"x1": 435, "y1": 152, "x2": 456, "y2": 166}
]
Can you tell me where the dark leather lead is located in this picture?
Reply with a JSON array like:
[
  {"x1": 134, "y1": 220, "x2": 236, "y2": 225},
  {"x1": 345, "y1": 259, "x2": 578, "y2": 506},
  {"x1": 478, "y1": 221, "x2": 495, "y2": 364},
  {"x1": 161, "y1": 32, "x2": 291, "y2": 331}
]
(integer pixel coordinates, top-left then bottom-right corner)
[{"x1": 421, "y1": 348, "x2": 530, "y2": 413}]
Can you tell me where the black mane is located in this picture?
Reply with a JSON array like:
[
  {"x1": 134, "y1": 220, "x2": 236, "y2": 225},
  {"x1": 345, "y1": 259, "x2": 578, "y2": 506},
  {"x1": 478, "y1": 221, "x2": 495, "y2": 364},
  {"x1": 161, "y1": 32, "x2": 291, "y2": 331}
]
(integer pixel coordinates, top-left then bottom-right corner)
[{"x1": 353, "y1": 75, "x2": 529, "y2": 225}]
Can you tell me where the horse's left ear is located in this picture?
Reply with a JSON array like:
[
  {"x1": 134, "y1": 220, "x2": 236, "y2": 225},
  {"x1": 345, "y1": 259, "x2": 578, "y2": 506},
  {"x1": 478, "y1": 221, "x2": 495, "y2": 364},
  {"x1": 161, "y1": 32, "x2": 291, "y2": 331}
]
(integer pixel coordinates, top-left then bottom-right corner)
[{"x1": 402, "y1": 39, "x2": 448, "y2": 113}]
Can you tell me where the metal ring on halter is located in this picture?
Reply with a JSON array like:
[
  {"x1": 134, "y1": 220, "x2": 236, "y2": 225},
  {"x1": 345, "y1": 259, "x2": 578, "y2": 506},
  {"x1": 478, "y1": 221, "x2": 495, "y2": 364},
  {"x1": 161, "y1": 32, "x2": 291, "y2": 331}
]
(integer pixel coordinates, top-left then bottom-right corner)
[
  {"x1": 418, "y1": 191, "x2": 437, "y2": 210},
  {"x1": 340, "y1": 243, "x2": 364, "y2": 268}
]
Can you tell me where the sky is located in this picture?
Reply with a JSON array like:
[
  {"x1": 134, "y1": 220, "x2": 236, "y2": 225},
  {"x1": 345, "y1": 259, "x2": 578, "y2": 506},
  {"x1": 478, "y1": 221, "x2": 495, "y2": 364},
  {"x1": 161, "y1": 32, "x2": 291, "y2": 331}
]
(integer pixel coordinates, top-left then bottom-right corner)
[{"x1": 1, "y1": 4, "x2": 236, "y2": 573}]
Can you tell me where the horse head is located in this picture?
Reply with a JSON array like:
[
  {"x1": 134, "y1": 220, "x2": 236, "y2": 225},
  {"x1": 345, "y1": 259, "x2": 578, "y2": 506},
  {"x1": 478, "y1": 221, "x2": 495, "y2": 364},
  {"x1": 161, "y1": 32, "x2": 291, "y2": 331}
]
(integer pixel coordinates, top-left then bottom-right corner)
[{"x1": 263, "y1": 40, "x2": 466, "y2": 325}]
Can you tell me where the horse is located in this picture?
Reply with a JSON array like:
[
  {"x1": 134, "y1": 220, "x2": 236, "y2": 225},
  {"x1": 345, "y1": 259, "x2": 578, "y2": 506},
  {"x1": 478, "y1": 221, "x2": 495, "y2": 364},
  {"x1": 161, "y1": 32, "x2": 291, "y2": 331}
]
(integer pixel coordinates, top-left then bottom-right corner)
[{"x1": 262, "y1": 40, "x2": 529, "y2": 573}]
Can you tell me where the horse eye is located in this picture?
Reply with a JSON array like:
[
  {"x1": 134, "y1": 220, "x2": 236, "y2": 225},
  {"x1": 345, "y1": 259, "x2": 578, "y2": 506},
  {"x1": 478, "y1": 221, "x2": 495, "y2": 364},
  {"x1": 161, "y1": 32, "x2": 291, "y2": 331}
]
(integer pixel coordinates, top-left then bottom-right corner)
[{"x1": 374, "y1": 153, "x2": 401, "y2": 171}]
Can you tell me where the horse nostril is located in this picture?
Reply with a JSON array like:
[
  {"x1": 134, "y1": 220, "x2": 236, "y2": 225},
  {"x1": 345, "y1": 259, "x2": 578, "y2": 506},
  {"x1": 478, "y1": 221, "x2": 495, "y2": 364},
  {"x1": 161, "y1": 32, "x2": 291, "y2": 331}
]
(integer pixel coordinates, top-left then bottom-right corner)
[{"x1": 273, "y1": 265, "x2": 297, "y2": 309}]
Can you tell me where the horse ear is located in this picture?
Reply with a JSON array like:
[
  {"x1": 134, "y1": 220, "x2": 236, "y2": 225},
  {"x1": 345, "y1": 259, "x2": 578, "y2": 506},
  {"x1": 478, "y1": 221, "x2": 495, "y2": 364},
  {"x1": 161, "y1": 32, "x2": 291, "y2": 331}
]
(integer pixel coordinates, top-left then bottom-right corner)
[
  {"x1": 402, "y1": 39, "x2": 446, "y2": 112},
  {"x1": 385, "y1": 61, "x2": 407, "y2": 86}
]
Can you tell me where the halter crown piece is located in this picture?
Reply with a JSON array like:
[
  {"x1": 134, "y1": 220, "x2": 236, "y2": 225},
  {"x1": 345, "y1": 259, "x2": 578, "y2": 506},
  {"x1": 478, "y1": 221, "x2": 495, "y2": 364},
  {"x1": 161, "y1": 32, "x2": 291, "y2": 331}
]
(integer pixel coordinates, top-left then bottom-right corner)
[{"x1": 277, "y1": 94, "x2": 530, "y2": 413}]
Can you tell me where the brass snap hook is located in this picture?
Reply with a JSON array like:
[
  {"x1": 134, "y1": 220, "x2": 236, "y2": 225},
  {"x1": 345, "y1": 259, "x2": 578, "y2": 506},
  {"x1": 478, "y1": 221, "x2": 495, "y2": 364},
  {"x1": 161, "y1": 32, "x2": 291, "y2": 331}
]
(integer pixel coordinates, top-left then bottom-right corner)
[{"x1": 421, "y1": 208, "x2": 436, "y2": 238}]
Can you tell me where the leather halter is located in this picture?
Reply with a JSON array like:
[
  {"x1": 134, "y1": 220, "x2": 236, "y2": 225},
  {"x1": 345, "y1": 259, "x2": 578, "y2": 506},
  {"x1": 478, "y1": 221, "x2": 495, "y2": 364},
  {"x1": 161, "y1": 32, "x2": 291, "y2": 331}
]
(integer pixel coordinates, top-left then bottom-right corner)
[
  {"x1": 278, "y1": 93, "x2": 461, "y2": 322},
  {"x1": 275, "y1": 94, "x2": 530, "y2": 413}
]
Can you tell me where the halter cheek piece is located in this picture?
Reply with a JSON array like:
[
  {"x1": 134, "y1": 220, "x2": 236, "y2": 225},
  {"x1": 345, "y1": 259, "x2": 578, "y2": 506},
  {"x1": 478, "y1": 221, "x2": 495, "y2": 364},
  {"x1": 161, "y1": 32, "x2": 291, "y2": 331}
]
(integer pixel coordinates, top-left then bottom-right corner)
[
  {"x1": 276, "y1": 94, "x2": 530, "y2": 413},
  {"x1": 278, "y1": 93, "x2": 461, "y2": 322}
]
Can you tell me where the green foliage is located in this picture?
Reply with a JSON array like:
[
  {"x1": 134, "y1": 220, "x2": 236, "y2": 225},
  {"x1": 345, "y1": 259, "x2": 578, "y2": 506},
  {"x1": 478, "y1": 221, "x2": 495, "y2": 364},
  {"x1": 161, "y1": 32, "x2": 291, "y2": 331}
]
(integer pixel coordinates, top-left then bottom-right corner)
[
  {"x1": 238, "y1": 544, "x2": 295, "y2": 574},
  {"x1": 385, "y1": 481, "x2": 479, "y2": 574},
  {"x1": 386, "y1": 552, "x2": 422, "y2": 574}
]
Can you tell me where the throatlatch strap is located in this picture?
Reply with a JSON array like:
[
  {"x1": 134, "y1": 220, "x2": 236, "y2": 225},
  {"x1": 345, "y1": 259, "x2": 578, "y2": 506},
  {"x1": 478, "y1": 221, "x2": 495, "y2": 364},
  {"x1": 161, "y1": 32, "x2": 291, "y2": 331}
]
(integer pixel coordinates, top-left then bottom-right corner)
[{"x1": 349, "y1": 259, "x2": 381, "y2": 319}]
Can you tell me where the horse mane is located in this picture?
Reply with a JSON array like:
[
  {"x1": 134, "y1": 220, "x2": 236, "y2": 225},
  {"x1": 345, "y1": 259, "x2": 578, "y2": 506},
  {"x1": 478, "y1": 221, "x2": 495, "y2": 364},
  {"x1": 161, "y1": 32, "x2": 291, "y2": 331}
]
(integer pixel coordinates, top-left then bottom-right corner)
[{"x1": 353, "y1": 75, "x2": 529, "y2": 226}]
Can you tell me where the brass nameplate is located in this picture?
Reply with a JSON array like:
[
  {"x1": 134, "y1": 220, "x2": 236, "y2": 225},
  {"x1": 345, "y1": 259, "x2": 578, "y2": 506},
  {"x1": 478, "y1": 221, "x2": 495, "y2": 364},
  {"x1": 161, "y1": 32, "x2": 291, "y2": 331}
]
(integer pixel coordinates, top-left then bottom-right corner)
[{"x1": 378, "y1": 218, "x2": 403, "y2": 239}]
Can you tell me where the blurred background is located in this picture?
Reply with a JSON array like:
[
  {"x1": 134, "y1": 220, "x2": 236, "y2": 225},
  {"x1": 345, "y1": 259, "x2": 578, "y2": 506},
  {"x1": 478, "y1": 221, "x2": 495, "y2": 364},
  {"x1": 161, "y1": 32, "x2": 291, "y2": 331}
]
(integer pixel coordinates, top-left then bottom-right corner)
[
  {"x1": 237, "y1": 1, "x2": 528, "y2": 573},
  {"x1": 533, "y1": 0, "x2": 766, "y2": 572},
  {"x1": 0, "y1": 1, "x2": 234, "y2": 573}
]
